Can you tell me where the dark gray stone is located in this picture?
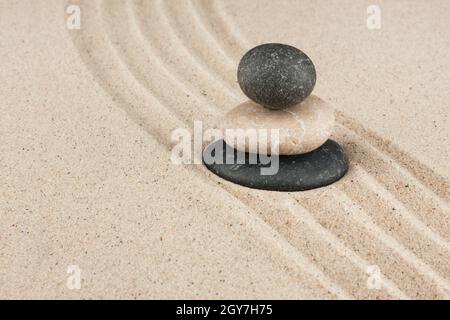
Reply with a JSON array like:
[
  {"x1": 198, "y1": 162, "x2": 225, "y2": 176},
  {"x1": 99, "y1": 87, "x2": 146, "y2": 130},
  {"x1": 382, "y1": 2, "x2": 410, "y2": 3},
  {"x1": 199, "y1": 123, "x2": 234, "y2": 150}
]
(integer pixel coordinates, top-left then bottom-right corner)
[
  {"x1": 237, "y1": 43, "x2": 316, "y2": 110},
  {"x1": 203, "y1": 139, "x2": 348, "y2": 192}
]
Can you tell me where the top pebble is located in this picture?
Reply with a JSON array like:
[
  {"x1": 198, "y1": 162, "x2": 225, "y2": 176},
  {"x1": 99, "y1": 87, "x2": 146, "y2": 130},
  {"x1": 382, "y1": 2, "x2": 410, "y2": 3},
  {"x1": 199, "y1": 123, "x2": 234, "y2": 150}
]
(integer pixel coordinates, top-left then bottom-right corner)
[{"x1": 237, "y1": 43, "x2": 316, "y2": 110}]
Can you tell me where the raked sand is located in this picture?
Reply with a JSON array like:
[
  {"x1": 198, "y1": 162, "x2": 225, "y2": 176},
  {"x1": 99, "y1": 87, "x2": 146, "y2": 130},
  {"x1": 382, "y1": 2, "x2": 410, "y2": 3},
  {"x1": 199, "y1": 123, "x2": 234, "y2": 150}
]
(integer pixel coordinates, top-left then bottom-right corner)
[{"x1": 0, "y1": 0, "x2": 449, "y2": 299}]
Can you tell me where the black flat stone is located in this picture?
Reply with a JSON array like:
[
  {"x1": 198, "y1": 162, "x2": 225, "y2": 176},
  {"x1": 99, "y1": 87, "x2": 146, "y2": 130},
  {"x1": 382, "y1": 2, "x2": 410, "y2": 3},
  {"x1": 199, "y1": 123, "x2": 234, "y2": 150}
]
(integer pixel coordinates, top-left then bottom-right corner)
[{"x1": 203, "y1": 139, "x2": 348, "y2": 192}]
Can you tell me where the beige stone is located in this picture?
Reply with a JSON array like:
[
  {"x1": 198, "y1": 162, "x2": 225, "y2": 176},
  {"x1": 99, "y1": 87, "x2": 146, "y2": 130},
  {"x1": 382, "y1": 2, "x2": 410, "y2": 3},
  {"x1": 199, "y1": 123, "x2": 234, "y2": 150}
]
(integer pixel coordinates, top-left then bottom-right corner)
[{"x1": 222, "y1": 95, "x2": 335, "y2": 155}]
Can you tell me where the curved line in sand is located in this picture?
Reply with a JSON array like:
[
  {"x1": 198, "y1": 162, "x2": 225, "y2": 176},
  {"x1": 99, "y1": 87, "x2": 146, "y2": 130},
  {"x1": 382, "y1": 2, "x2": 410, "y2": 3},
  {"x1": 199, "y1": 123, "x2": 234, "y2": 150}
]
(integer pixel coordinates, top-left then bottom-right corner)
[
  {"x1": 68, "y1": 0, "x2": 350, "y2": 298},
  {"x1": 291, "y1": 189, "x2": 449, "y2": 299},
  {"x1": 330, "y1": 187, "x2": 450, "y2": 297},
  {"x1": 67, "y1": 0, "x2": 186, "y2": 144},
  {"x1": 335, "y1": 124, "x2": 450, "y2": 241},
  {"x1": 214, "y1": 177, "x2": 396, "y2": 298},
  {"x1": 283, "y1": 196, "x2": 410, "y2": 300},
  {"x1": 196, "y1": 0, "x2": 448, "y2": 280},
  {"x1": 67, "y1": 0, "x2": 450, "y2": 298},
  {"x1": 156, "y1": 0, "x2": 418, "y2": 298},
  {"x1": 126, "y1": 0, "x2": 353, "y2": 298},
  {"x1": 157, "y1": 0, "x2": 450, "y2": 296},
  {"x1": 203, "y1": 0, "x2": 449, "y2": 202},
  {"x1": 103, "y1": 0, "x2": 222, "y2": 120},
  {"x1": 188, "y1": 0, "x2": 450, "y2": 295},
  {"x1": 133, "y1": 0, "x2": 241, "y2": 103},
  {"x1": 99, "y1": 4, "x2": 200, "y2": 123},
  {"x1": 155, "y1": 0, "x2": 241, "y2": 102},
  {"x1": 335, "y1": 111, "x2": 449, "y2": 202},
  {"x1": 336, "y1": 166, "x2": 450, "y2": 281},
  {"x1": 195, "y1": 0, "x2": 251, "y2": 57},
  {"x1": 189, "y1": 1, "x2": 450, "y2": 221},
  {"x1": 186, "y1": 0, "x2": 239, "y2": 65},
  {"x1": 133, "y1": 0, "x2": 450, "y2": 296},
  {"x1": 352, "y1": 166, "x2": 450, "y2": 253},
  {"x1": 162, "y1": 0, "x2": 237, "y2": 85}
]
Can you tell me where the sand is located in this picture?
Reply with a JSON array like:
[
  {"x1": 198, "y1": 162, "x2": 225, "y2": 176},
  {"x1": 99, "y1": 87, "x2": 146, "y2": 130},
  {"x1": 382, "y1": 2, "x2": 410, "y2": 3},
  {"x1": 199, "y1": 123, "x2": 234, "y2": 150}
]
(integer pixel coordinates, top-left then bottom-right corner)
[{"x1": 0, "y1": 0, "x2": 448, "y2": 299}]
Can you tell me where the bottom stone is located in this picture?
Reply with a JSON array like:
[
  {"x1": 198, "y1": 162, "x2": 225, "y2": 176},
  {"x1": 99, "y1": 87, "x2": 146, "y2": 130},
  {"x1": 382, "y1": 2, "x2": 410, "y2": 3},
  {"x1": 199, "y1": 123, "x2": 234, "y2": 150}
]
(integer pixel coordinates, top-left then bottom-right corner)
[{"x1": 203, "y1": 139, "x2": 348, "y2": 192}]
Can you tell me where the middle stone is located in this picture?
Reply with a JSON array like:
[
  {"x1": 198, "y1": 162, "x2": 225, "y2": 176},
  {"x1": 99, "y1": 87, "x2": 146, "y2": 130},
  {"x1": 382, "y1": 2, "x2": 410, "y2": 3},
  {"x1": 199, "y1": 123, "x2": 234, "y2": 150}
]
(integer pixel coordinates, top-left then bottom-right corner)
[{"x1": 222, "y1": 95, "x2": 335, "y2": 155}]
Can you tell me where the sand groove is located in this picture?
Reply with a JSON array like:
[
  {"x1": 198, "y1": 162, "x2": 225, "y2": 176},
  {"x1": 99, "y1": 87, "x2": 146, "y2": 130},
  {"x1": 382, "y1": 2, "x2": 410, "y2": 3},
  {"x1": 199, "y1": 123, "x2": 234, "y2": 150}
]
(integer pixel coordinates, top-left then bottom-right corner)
[
  {"x1": 132, "y1": 0, "x2": 241, "y2": 105},
  {"x1": 183, "y1": 0, "x2": 449, "y2": 293},
  {"x1": 193, "y1": 170, "x2": 404, "y2": 299},
  {"x1": 283, "y1": 196, "x2": 410, "y2": 300},
  {"x1": 334, "y1": 124, "x2": 449, "y2": 241},
  {"x1": 200, "y1": 0, "x2": 449, "y2": 202},
  {"x1": 293, "y1": 190, "x2": 449, "y2": 299},
  {"x1": 189, "y1": 2, "x2": 450, "y2": 291},
  {"x1": 332, "y1": 188, "x2": 450, "y2": 297},
  {"x1": 132, "y1": 2, "x2": 434, "y2": 296},
  {"x1": 101, "y1": 1, "x2": 221, "y2": 123},
  {"x1": 179, "y1": 0, "x2": 450, "y2": 227},
  {"x1": 68, "y1": 0, "x2": 185, "y2": 144},
  {"x1": 222, "y1": 183, "x2": 410, "y2": 299},
  {"x1": 67, "y1": 0, "x2": 450, "y2": 299},
  {"x1": 337, "y1": 168, "x2": 450, "y2": 289},
  {"x1": 161, "y1": 0, "x2": 237, "y2": 88},
  {"x1": 68, "y1": 0, "x2": 353, "y2": 298}
]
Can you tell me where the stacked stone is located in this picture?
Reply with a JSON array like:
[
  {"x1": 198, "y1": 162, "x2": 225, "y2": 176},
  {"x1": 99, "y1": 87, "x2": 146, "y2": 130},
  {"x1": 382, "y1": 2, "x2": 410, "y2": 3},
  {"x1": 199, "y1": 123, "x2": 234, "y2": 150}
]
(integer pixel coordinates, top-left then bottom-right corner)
[
  {"x1": 223, "y1": 43, "x2": 335, "y2": 155},
  {"x1": 204, "y1": 43, "x2": 348, "y2": 191}
]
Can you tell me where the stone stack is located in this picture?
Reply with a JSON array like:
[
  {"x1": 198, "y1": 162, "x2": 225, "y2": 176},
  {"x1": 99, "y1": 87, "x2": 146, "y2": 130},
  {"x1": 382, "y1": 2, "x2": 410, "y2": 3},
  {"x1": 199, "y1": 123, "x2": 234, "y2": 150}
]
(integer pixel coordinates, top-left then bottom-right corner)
[{"x1": 203, "y1": 43, "x2": 348, "y2": 191}]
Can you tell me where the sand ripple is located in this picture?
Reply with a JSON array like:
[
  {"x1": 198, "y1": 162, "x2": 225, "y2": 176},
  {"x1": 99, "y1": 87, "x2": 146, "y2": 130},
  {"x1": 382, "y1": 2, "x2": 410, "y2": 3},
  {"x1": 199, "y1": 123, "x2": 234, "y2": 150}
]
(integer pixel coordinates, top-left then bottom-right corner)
[{"x1": 68, "y1": 0, "x2": 450, "y2": 299}]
